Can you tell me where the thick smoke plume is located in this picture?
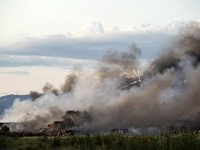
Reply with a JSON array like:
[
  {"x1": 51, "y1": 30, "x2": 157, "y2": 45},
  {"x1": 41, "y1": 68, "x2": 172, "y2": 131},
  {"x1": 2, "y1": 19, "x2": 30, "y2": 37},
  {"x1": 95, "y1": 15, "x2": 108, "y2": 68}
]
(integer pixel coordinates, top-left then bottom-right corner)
[
  {"x1": 29, "y1": 91, "x2": 40, "y2": 101},
  {"x1": 151, "y1": 22, "x2": 200, "y2": 73},
  {"x1": 60, "y1": 73, "x2": 77, "y2": 93},
  {"x1": 1, "y1": 22, "x2": 200, "y2": 134},
  {"x1": 42, "y1": 82, "x2": 59, "y2": 95}
]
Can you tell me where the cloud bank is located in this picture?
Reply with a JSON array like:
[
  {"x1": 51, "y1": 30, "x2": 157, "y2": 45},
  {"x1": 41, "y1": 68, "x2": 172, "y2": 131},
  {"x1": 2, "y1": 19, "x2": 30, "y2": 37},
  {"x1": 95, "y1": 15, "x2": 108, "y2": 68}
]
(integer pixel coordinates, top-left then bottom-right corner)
[
  {"x1": 0, "y1": 70, "x2": 29, "y2": 76},
  {"x1": 1, "y1": 19, "x2": 199, "y2": 68}
]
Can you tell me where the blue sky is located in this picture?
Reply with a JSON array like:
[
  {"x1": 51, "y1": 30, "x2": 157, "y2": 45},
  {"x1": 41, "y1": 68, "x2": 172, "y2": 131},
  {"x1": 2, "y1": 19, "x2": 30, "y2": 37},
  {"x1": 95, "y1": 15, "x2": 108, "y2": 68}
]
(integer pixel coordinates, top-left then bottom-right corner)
[{"x1": 0, "y1": 0, "x2": 200, "y2": 96}]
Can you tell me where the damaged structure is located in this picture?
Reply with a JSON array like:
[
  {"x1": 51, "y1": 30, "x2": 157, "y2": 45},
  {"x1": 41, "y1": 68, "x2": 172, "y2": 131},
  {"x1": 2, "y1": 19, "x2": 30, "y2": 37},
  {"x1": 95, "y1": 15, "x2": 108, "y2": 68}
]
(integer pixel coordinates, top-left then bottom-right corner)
[{"x1": 38, "y1": 110, "x2": 80, "y2": 135}]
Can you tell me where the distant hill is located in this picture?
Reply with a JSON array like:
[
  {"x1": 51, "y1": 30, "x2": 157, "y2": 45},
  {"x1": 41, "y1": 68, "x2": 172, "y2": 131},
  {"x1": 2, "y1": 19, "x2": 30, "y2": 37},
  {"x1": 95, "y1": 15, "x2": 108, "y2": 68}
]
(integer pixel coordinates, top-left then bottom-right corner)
[{"x1": 0, "y1": 94, "x2": 30, "y2": 116}]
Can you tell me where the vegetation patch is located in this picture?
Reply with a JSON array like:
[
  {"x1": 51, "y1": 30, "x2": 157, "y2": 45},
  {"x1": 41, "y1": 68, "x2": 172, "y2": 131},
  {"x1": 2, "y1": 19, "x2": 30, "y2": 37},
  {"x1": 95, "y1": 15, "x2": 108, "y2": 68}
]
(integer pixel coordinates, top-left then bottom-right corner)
[{"x1": 0, "y1": 128, "x2": 200, "y2": 150}]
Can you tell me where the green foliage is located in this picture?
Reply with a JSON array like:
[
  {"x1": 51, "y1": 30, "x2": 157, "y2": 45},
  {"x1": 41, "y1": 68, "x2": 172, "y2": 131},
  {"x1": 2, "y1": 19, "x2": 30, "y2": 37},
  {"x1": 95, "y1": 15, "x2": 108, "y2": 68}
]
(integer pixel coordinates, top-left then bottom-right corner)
[
  {"x1": 1, "y1": 130, "x2": 200, "y2": 149},
  {"x1": 40, "y1": 135, "x2": 49, "y2": 142},
  {"x1": 24, "y1": 145, "x2": 34, "y2": 150},
  {"x1": 0, "y1": 135, "x2": 8, "y2": 148},
  {"x1": 51, "y1": 136, "x2": 61, "y2": 147},
  {"x1": 37, "y1": 142, "x2": 45, "y2": 149},
  {"x1": 1, "y1": 125, "x2": 10, "y2": 132}
]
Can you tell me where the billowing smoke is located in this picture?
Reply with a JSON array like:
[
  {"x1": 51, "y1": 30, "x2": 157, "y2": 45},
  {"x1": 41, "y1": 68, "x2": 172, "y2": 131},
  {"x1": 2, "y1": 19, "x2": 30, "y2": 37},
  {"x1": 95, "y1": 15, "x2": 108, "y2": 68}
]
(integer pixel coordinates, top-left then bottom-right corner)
[
  {"x1": 41, "y1": 73, "x2": 77, "y2": 95},
  {"x1": 15, "y1": 106, "x2": 64, "y2": 132},
  {"x1": 29, "y1": 91, "x2": 40, "y2": 101},
  {"x1": 1, "y1": 22, "x2": 200, "y2": 134},
  {"x1": 42, "y1": 82, "x2": 58, "y2": 95},
  {"x1": 97, "y1": 42, "x2": 141, "y2": 81},
  {"x1": 151, "y1": 21, "x2": 200, "y2": 74},
  {"x1": 60, "y1": 73, "x2": 77, "y2": 93}
]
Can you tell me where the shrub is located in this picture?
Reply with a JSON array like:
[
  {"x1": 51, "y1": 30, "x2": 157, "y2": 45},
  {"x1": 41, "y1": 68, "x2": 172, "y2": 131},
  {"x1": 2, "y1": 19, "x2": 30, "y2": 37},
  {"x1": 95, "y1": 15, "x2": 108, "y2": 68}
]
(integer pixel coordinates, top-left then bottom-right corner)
[{"x1": 1, "y1": 125, "x2": 10, "y2": 132}]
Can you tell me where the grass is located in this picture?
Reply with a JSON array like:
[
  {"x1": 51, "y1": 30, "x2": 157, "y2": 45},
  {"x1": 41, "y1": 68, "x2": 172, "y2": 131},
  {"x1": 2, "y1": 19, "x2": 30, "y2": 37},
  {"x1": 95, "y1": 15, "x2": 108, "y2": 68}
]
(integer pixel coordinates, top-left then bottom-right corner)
[{"x1": 1, "y1": 127, "x2": 200, "y2": 150}]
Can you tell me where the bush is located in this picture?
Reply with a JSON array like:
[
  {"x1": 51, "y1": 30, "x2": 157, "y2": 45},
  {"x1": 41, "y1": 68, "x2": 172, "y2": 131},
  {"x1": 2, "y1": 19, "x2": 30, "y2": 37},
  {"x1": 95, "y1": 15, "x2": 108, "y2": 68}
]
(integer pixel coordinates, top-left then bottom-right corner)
[
  {"x1": 51, "y1": 136, "x2": 61, "y2": 147},
  {"x1": 1, "y1": 125, "x2": 10, "y2": 132},
  {"x1": 0, "y1": 135, "x2": 8, "y2": 148}
]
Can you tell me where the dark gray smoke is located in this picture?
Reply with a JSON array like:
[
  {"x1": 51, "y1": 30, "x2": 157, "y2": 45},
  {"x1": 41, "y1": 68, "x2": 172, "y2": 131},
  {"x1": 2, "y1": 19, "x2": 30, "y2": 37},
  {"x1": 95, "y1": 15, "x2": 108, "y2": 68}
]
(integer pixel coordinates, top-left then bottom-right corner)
[
  {"x1": 42, "y1": 73, "x2": 77, "y2": 95},
  {"x1": 42, "y1": 82, "x2": 58, "y2": 95},
  {"x1": 29, "y1": 91, "x2": 40, "y2": 101},
  {"x1": 150, "y1": 22, "x2": 200, "y2": 74},
  {"x1": 60, "y1": 73, "x2": 77, "y2": 93}
]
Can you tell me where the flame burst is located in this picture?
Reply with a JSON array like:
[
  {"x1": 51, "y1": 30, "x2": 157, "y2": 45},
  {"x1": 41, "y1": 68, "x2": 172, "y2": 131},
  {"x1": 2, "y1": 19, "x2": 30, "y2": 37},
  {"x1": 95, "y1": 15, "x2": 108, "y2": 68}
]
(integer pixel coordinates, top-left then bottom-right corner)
[{"x1": 121, "y1": 64, "x2": 156, "y2": 92}]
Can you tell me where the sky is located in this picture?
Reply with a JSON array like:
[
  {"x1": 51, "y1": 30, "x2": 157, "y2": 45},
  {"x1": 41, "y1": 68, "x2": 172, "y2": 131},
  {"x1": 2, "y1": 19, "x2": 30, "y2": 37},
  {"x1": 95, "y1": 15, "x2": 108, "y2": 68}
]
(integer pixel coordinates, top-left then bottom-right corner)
[{"x1": 0, "y1": 0, "x2": 200, "y2": 96}]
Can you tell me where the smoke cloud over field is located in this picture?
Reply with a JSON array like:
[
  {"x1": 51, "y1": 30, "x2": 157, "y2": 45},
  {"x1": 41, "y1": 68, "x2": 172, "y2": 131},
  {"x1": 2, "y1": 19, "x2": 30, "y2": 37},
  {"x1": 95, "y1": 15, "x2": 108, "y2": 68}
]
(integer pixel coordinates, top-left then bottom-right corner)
[{"x1": 1, "y1": 22, "x2": 200, "y2": 133}]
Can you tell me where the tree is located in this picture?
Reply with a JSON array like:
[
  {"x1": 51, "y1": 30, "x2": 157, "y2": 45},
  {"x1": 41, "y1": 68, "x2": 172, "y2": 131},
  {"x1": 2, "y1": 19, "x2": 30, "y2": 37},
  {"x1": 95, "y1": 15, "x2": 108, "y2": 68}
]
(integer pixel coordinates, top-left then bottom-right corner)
[{"x1": 1, "y1": 126, "x2": 10, "y2": 132}]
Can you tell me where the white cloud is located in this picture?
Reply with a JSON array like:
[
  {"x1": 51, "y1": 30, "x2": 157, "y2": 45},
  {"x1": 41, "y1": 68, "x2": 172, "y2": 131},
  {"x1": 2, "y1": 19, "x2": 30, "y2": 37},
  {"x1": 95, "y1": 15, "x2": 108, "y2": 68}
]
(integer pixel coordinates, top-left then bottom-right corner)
[
  {"x1": 0, "y1": 19, "x2": 199, "y2": 68},
  {"x1": 0, "y1": 55, "x2": 96, "y2": 69},
  {"x1": 73, "y1": 22, "x2": 104, "y2": 37},
  {"x1": 124, "y1": 19, "x2": 187, "y2": 35},
  {"x1": 105, "y1": 26, "x2": 119, "y2": 33},
  {"x1": 71, "y1": 19, "x2": 199, "y2": 37}
]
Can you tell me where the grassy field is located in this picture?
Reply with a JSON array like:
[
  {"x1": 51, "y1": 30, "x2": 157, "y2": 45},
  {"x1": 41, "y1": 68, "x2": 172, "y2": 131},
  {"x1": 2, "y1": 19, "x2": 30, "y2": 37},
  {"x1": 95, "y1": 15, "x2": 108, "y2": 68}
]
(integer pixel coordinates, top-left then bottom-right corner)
[{"x1": 1, "y1": 127, "x2": 200, "y2": 150}]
